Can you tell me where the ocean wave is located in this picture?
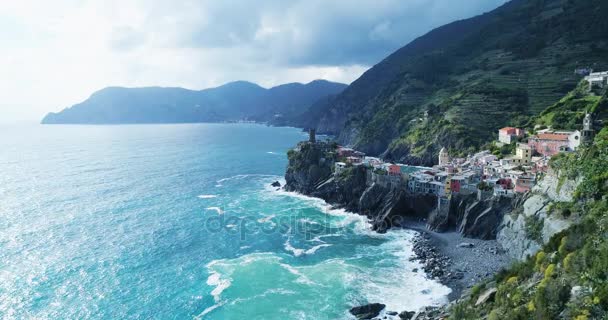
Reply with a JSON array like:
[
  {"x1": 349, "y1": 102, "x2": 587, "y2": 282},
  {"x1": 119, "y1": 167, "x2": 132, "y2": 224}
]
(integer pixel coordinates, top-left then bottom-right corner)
[
  {"x1": 284, "y1": 238, "x2": 332, "y2": 257},
  {"x1": 205, "y1": 207, "x2": 224, "y2": 215},
  {"x1": 215, "y1": 174, "x2": 278, "y2": 187},
  {"x1": 278, "y1": 263, "x2": 316, "y2": 285},
  {"x1": 197, "y1": 194, "x2": 218, "y2": 199}
]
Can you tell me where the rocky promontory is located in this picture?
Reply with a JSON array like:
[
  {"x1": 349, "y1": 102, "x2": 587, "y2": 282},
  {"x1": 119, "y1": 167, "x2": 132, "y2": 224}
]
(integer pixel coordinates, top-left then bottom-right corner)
[{"x1": 284, "y1": 140, "x2": 580, "y2": 318}]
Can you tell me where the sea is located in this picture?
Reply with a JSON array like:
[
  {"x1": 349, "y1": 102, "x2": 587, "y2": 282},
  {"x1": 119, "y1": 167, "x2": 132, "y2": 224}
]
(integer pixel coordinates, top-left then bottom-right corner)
[{"x1": 0, "y1": 123, "x2": 450, "y2": 319}]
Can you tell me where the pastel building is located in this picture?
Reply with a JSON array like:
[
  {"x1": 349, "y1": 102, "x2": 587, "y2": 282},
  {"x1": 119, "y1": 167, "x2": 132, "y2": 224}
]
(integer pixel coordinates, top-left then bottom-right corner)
[
  {"x1": 506, "y1": 143, "x2": 532, "y2": 166},
  {"x1": 514, "y1": 175, "x2": 535, "y2": 193},
  {"x1": 528, "y1": 131, "x2": 581, "y2": 157},
  {"x1": 498, "y1": 127, "x2": 525, "y2": 144}
]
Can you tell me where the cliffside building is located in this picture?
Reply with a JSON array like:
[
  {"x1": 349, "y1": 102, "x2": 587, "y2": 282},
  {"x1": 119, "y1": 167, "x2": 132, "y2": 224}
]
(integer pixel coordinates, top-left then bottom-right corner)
[
  {"x1": 585, "y1": 71, "x2": 608, "y2": 90},
  {"x1": 438, "y1": 147, "x2": 449, "y2": 166},
  {"x1": 505, "y1": 143, "x2": 532, "y2": 166},
  {"x1": 528, "y1": 130, "x2": 581, "y2": 157},
  {"x1": 498, "y1": 127, "x2": 525, "y2": 144}
]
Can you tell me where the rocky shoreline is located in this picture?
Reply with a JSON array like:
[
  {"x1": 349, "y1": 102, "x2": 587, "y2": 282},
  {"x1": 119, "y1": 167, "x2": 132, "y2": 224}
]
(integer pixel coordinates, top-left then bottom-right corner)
[
  {"x1": 409, "y1": 225, "x2": 512, "y2": 301},
  {"x1": 283, "y1": 141, "x2": 576, "y2": 319}
]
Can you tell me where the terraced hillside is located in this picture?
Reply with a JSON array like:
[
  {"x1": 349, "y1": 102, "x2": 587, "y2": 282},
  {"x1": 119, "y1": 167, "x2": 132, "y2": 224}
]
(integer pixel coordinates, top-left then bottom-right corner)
[{"x1": 304, "y1": 0, "x2": 608, "y2": 165}]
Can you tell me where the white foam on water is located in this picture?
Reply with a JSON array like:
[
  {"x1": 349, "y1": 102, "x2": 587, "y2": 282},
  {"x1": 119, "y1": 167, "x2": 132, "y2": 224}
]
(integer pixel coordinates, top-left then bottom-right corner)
[
  {"x1": 216, "y1": 174, "x2": 277, "y2": 187},
  {"x1": 197, "y1": 194, "x2": 218, "y2": 199},
  {"x1": 257, "y1": 214, "x2": 276, "y2": 223},
  {"x1": 278, "y1": 263, "x2": 316, "y2": 285},
  {"x1": 358, "y1": 229, "x2": 452, "y2": 313},
  {"x1": 194, "y1": 302, "x2": 223, "y2": 320},
  {"x1": 284, "y1": 237, "x2": 332, "y2": 257},
  {"x1": 205, "y1": 207, "x2": 224, "y2": 215},
  {"x1": 206, "y1": 272, "x2": 232, "y2": 303}
]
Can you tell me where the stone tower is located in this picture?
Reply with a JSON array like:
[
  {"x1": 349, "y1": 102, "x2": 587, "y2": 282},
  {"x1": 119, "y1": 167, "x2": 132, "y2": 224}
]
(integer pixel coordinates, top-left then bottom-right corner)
[
  {"x1": 581, "y1": 113, "x2": 595, "y2": 145},
  {"x1": 309, "y1": 128, "x2": 316, "y2": 143},
  {"x1": 439, "y1": 147, "x2": 449, "y2": 166}
]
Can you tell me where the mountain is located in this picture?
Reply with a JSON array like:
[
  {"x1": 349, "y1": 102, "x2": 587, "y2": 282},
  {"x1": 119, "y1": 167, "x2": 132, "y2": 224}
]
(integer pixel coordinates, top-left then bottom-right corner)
[
  {"x1": 41, "y1": 80, "x2": 346, "y2": 124},
  {"x1": 303, "y1": 0, "x2": 608, "y2": 165}
]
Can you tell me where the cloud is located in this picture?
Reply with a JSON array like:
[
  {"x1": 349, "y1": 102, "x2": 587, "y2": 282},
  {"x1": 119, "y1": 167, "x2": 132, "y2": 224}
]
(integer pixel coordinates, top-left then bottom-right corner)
[{"x1": 0, "y1": 0, "x2": 507, "y2": 122}]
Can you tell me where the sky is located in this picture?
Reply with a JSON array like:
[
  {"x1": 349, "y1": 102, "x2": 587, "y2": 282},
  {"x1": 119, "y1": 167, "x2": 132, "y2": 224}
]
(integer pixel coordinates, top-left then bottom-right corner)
[{"x1": 0, "y1": 0, "x2": 508, "y2": 122}]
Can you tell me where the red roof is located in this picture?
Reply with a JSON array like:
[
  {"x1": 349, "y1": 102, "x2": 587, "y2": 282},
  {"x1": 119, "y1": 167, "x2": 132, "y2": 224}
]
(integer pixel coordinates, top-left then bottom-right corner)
[{"x1": 535, "y1": 133, "x2": 569, "y2": 141}]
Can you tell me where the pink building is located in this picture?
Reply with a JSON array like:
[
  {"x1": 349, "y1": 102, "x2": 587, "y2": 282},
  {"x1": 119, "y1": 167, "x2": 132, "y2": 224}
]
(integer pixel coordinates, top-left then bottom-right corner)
[
  {"x1": 515, "y1": 175, "x2": 534, "y2": 193},
  {"x1": 387, "y1": 164, "x2": 401, "y2": 176},
  {"x1": 528, "y1": 132, "x2": 579, "y2": 157}
]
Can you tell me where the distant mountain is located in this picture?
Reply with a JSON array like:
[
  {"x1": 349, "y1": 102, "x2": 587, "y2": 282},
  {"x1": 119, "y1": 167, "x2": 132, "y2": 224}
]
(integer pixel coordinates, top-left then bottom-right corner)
[
  {"x1": 41, "y1": 80, "x2": 346, "y2": 125},
  {"x1": 301, "y1": 0, "x2": 608, "y2": 165}
]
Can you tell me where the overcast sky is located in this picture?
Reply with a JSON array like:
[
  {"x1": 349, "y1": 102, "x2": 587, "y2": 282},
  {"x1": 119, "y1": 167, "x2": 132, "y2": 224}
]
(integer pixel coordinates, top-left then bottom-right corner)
[{"x1": 1, "y1": 0, "x2": 507, "y2": 122}]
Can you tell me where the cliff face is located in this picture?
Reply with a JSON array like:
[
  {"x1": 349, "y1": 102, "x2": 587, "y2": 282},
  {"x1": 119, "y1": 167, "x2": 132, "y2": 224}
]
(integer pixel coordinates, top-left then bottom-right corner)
[
  {"x1": 497, "y1": 169, "x2": 579, "y2": 260},
  {"x1": 285, "y1": 142, "x2": 437, "y2": 232},
  {"x1": 428, "y1": 193, "x2": 517, "y2": 240}
]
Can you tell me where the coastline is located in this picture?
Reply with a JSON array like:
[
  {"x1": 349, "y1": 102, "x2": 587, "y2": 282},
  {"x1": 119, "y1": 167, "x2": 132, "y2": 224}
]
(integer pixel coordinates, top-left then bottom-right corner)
[
  {"x1": 288, "y1": 182, "x2": 511, "y2": 314},
  {"x1": 406, "y1": 222, "x2": 512, "y2": 301}
]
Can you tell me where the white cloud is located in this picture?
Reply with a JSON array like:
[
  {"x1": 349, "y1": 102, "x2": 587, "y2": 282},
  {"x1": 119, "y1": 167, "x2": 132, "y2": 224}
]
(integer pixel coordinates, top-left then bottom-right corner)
[{"x1": 0, "y1": 0, "x2": 507, "y2": 122}]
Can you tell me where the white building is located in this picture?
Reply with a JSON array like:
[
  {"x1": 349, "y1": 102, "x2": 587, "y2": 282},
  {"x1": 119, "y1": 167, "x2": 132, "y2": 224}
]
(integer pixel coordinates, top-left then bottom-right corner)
[{"x1": 585, "y1": 71, "x2": 608, "y2": 89}]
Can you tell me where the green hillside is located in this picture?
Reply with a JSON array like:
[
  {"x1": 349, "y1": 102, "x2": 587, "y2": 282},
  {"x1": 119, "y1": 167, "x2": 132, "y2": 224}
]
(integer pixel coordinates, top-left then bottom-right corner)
[
  {"x1": 307, "y1": 0, "x2": 608, "y2": 165},
  {"x1": 448, "y1": 127, "x2": 608, "y2": 320}
]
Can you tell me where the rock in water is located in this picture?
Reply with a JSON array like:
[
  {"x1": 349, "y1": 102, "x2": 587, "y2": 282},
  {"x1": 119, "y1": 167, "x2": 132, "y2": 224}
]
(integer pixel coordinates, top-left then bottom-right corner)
[
  {"x1": 271, "y1": 181, "x2": 281, "y2": 187},
  {"x1": 398, "y1": 311, "x2": 415, "y2": 319},
  {"x1": 349, "y1": 303, "x2": 386, "y2": 319}
]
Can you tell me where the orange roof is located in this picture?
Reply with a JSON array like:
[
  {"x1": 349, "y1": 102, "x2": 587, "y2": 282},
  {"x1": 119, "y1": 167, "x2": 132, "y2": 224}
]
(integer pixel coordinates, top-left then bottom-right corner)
[{"x1": 535, "y1": 133, "x2": 569, "y2": 141}]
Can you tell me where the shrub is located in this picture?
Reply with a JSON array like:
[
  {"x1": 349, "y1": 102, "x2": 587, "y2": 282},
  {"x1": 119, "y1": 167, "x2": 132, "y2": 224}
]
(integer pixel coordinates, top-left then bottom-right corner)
[{"x1": 525, "y1": 215, "x2": 544, "y2": 242}]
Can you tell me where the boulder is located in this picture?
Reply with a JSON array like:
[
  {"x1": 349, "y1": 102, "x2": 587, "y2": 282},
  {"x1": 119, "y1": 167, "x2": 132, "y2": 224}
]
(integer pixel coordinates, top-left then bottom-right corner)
[
  {"x1": 475, "y1": 287, "x2": 497, "y2": 306},
  {"x1": 349, "y1": 303, "x2": 386, "y2": 319},
  {"x1": 271, "y1": 181, "x2": 281, "y2": 187},
  {"x1": 387, "y1": 311, "x2": 398, "y2": 316},
  {"x1": 457, "y1": 242, "x2": 475, "y2": 248}
]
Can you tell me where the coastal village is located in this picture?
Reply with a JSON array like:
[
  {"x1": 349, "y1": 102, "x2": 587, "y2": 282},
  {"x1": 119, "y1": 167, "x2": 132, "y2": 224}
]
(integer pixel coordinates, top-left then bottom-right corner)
[{"x1": 330, "y1": 111, "x2": 597, "y2": 202}]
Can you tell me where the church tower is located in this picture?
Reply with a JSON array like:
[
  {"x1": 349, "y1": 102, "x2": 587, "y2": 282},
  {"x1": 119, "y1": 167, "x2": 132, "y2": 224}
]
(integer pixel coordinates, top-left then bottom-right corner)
[
  {"x1": 309, "y1": 128, "x2": 316, "y2": 143},
  {"x1": 581, "y1": 113, "x2": 595, "y2": 145},
  {"x1": 439, "y1": 147, "x2": 449, "y2": 166}
]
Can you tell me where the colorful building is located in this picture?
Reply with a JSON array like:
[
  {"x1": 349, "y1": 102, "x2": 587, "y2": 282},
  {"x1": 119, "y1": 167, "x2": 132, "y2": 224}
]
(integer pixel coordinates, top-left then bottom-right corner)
[
  {"x1": 387, "y1": 164, "x2": 401, "y2": 176},
  {"x1": 528, "y1": 131, "x2": 581, "y2": 157},
  {"x1": 506, "y1": 143, "x2": 532, "y2": 166},
  {"x1": 514, "y1": 175, "x2": 535, "y2": 193},
  {"x1": 498, "y1": 127, "x2": 525, "y2": 144}
]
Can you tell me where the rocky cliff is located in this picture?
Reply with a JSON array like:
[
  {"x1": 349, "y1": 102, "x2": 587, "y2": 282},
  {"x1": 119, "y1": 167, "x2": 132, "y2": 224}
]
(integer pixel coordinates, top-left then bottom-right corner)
[
  {"x1": 497, "y1": 169, "x2": 579, "y2": 260},
  {"x1": 428, "y1": 193, "x2": 517, "y2": 240},
  {"x1": 285, "y1": 142, "x2": 437, "y2": 232}
]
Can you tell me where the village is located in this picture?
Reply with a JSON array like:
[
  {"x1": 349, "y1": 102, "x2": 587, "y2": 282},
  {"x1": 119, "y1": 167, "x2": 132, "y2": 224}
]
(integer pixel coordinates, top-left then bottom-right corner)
[{"x1": 331, "y1": 112, "x2": 597, "y2": 201}]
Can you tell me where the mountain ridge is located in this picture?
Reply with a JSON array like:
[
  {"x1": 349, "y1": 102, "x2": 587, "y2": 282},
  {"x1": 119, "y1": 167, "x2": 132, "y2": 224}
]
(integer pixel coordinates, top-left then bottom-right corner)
[
  {"x1": 41, "y1": 80, "x2": 347, "y2": 125},
  {"x1": 301, "y1": 0, "x2": 608, "y2": 166}
]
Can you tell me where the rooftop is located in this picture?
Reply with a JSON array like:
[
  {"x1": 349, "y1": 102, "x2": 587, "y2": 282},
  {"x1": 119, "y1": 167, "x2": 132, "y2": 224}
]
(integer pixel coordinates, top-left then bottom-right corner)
[{"x1": 534, "y1": 133, "x2": 570, "y2": 141}]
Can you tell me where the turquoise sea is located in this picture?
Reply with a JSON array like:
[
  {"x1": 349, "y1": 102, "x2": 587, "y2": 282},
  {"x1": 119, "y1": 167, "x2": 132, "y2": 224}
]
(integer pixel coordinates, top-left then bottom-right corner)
[{"x1": 0, "y1": 124, "x2": 449, "y2": 319}]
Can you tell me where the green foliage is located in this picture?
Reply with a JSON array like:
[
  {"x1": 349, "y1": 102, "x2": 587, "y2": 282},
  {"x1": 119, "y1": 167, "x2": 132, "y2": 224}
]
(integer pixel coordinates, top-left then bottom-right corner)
[
  {"x1": 477, "y1": 181, "x2": 494, "y2": 192},
  {"x1": 524, "y1": 214, "x2": 544, "y2": 242}
]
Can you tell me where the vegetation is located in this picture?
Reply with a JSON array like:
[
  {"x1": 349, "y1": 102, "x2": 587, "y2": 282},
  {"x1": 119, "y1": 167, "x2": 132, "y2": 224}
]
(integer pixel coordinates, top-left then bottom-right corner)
[
  {"x1": 304, "y1": 0, "x2": 608, "y2": 165},
  {"x1": 448, "y1": 128, "x2": 608, "y2": 319}
]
